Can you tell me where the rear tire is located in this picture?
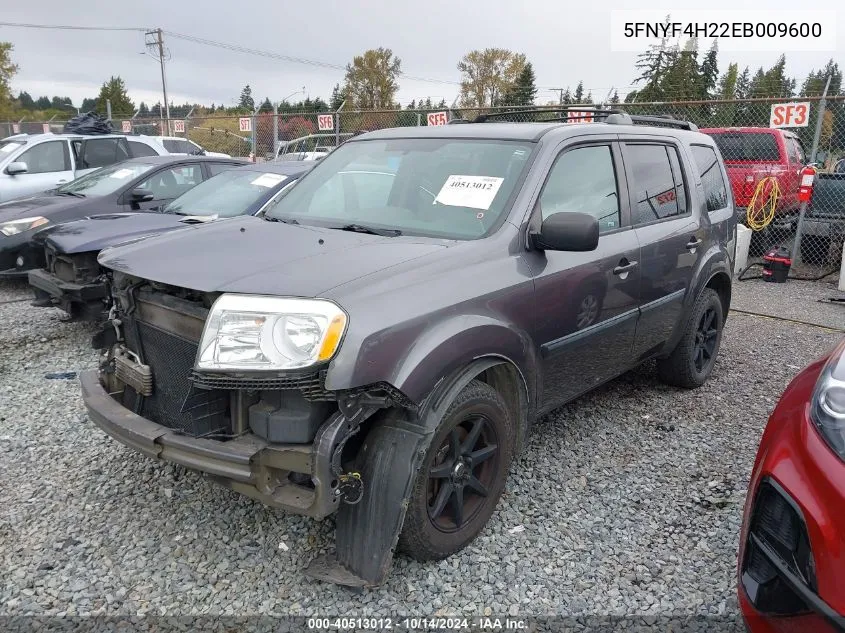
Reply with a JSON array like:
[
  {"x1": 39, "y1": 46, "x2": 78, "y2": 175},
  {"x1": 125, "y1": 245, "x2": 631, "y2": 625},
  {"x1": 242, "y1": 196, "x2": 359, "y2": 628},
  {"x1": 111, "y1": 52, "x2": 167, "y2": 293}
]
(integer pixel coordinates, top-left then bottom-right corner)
[
  {"x1": 657, "y1": 288, "x2": 724, "y2": 389},
  {"x1": 399, "y1": 380, "x2": 515, "y2": 561}
]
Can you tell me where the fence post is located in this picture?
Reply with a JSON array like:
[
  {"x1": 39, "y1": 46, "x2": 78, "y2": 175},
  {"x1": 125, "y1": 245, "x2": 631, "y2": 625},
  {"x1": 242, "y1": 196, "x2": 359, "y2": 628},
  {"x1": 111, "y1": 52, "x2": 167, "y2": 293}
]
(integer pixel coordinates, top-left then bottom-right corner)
[
  {"x1": 335, "y1": 100, "x2": 346, "y2": 148},
  {"x1": 106, "y1": 99, "x2": 112, "y2": 122},
  {"x1": 793, "y1": 75, "x2": 832, "y2": 266},
  {"x1": 251, "y1": 106, "x2": 258, "y2": 162},
  {"x1": 272, "y1": 102, "x2": 279, "y2": 158}
]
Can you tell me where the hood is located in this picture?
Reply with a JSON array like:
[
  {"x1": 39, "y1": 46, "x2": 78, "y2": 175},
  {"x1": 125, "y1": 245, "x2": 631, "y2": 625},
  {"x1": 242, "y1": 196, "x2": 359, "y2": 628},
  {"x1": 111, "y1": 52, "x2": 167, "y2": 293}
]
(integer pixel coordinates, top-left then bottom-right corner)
[
  {"x1": 38, "y1": 213, "x2": 195, "y2": 254},
  {"x1": 0, "y1": 194, "x2": 85, "y2": 223},
  {"x1": 98, "y1": 215, "x2": 447, "y2": 296}
]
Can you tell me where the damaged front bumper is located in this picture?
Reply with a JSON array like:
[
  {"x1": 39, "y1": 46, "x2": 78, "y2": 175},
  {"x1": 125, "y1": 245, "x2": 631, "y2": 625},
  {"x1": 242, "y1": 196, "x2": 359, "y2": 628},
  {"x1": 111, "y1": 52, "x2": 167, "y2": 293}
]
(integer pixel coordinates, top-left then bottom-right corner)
[
  {"x1": 28, "y1": 268, "x2": 108, "y2": 312},
  {"x1": 80, "y1": 369, "x2": 347, "y2": 519}
]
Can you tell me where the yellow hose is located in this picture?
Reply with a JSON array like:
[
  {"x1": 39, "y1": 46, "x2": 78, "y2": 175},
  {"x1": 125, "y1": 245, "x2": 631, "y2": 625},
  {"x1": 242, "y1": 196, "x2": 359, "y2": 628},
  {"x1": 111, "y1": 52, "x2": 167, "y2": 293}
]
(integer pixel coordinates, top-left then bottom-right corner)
[{"x1": 745, "y1": 176, "x2": 780, "y2": 231}]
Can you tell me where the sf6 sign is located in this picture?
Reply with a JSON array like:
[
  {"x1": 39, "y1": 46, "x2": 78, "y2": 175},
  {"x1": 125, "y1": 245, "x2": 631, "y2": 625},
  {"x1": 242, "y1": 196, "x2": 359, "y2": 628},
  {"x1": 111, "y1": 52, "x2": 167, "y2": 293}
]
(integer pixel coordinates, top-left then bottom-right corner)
[
  {"x1": 317, "y1": 114, "x2": 334, "y2": 131},
  {"x1": 770, "y1": 102, "x2": 811, "y2": 128}
]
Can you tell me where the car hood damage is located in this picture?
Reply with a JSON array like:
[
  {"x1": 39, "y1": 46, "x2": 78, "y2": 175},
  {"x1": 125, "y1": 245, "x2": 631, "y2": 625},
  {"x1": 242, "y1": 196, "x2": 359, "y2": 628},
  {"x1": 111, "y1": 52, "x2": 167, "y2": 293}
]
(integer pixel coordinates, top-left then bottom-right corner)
[
  {"x1": 38, "y1": 213, "x2": 196, "y2": 254},
  {"x1": 97, "y1": 215, "x2": 447, "y2": 296}
]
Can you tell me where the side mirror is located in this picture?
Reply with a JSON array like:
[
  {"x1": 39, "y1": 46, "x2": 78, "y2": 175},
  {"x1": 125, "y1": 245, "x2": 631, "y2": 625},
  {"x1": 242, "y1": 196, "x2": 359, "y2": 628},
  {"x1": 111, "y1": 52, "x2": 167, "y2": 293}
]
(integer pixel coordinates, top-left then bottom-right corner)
[
  {"x1": 530, "y1": 211, "x2": 599, "y2": 252},
  {"x1": 5, "y1": 161, "x2": 28, "y2": 176},
  {"x1": 130, "y1": 188, "x2": 155, "y2": 202}
]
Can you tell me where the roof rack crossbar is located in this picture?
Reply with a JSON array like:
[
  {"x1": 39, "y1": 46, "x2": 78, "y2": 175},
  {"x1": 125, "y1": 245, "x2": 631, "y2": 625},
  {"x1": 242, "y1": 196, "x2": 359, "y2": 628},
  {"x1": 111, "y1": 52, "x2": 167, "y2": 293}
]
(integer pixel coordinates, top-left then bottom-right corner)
[{"x1": 468, "y1": 108, "x2": 698, "y2": 131}]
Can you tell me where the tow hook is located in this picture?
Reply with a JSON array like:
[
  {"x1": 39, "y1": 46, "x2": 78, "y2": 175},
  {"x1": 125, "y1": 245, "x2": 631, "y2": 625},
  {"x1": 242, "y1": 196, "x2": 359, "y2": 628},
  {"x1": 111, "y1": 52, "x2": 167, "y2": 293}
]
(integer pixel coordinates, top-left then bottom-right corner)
[{"x1": 337, "y1": 472, "x2": 363, "y2": 505}]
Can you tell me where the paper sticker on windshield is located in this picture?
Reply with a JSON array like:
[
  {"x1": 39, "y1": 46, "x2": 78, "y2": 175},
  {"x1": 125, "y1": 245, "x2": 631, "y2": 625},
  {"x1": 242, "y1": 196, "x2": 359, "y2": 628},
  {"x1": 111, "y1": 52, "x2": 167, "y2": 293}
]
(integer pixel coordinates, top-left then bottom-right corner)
[
  {"x1": 109, "y1": 168, "x2": 134, "y2": 179},
  {"x1": 251, "y1": 173, "x2": 288, "y2": 188},
  {"x1": 434, "y1": 175, "x2": 504, "y2": 210}
]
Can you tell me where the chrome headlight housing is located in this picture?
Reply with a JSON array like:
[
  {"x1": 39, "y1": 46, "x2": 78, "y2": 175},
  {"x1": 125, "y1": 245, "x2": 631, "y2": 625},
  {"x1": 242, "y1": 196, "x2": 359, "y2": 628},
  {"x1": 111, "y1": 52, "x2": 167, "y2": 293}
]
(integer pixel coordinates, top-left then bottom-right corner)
[
  {"x1": 0, "y1": 216, "x2": 49, "y2": 236},
  {"x1": 196, "y1": 294, "x2": 347, "y2": 371},
  {"x1": 810, "y1": 340, "x2": 845, "y2": 460}
]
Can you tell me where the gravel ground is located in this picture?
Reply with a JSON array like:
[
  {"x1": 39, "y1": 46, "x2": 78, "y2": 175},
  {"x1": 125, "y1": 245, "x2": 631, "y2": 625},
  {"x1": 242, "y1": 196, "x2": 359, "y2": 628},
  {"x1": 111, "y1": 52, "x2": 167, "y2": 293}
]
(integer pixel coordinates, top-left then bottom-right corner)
[{"x1": 0, "y1": 277, "x2": 842, "y2": 628}]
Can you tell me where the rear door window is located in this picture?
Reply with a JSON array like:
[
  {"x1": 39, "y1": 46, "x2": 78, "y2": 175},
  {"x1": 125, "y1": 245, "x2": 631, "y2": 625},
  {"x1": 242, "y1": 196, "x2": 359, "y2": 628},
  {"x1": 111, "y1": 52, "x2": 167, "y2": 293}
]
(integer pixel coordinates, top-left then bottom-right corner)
[
  {"x1": 128, "y1": 140, "x2": 159, "y2": 158},
  {"x1": 80, "y1": 138, "x2": 127, "y2": 168},
  {"x1": 624, "y1": 144, "x2": 687, "y2": 224},
  {"x1": 691, "y1": 145, "x2": 729, "y2": 212}
]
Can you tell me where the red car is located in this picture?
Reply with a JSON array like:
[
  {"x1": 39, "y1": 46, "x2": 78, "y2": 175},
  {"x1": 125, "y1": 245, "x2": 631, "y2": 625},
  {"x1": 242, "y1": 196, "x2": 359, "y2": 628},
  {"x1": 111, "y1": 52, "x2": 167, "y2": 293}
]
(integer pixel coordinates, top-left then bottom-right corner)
[
  {"x1": 739, "y1": 337, "x2": 845, "y2": 633},
  {"x1": 701, "y1": 127, "x2": 807, "y2": 217}
]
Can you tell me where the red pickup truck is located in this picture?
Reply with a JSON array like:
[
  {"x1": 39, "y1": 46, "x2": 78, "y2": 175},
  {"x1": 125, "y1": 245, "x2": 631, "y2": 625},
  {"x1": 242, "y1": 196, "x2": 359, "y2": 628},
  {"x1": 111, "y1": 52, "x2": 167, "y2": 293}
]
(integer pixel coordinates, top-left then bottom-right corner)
[{"x1": 700, "y1": 126, "x2": 807, "y2": 219}]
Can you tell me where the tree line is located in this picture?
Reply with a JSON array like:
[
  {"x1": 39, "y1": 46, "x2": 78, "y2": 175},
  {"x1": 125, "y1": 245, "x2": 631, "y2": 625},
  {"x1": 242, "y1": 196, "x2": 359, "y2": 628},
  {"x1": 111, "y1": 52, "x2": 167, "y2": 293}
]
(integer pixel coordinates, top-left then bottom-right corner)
[{"x1": 1, "y1": 38, "x2": 843, "y2": 124}]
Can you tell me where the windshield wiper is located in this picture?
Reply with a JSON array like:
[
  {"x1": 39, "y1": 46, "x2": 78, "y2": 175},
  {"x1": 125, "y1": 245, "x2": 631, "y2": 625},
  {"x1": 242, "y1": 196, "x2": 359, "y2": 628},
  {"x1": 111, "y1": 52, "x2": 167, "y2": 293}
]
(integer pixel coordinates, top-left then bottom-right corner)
[
  {"x1": 55, "y1": 191, "x2": 85, "y2": 198},
  {"x1": 331, "y1": 223, "x2": 401, "y2": 237},
  {"x1": 265, "y1": 216, "x2": 299, "y2": 225}
]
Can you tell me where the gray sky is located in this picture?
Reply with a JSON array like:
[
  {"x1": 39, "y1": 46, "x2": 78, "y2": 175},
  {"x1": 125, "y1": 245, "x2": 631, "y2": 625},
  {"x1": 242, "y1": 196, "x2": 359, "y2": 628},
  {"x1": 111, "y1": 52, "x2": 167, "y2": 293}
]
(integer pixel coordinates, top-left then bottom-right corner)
[{"x1": 2, "y1": 1, "x2": 842, "y2": 111}]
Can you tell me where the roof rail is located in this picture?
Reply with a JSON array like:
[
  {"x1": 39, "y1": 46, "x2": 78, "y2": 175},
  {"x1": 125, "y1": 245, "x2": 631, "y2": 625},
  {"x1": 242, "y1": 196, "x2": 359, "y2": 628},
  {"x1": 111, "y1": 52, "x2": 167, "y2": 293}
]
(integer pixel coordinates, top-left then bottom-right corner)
[{"x1": 469, "y1": 107, "x2": 698, "y2": 131}]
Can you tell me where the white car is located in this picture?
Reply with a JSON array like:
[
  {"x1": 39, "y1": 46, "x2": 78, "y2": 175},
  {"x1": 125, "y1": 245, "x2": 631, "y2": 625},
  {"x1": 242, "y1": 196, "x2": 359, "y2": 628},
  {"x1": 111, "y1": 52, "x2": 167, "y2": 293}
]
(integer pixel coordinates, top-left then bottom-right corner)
[
  {"x1": 151, "y1": 136, "x2": 231, "y2": 158},
  {"x1": 0, "y1": 133, "x2": 134, "y2": 202}
]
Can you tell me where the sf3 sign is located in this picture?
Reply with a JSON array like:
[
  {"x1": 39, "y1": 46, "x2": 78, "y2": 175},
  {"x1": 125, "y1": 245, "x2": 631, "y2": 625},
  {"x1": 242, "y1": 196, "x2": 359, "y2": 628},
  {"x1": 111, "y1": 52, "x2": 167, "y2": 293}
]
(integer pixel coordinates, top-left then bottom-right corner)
[
  {"x1": 427, "y1": 112, "x2": 448, "y2": 126},
  {"x1": 770, "y1": 102, "x2": 811, "y2": 128},
  {"x1": 121, "y1": 120, "x2": 132, "y2": 133},
  {"x1": 317, "y1": 114, "x2": 334, "y2": 131},
  {"x1": 239, "y1": 117, "x2": 252, "y2": 133}
]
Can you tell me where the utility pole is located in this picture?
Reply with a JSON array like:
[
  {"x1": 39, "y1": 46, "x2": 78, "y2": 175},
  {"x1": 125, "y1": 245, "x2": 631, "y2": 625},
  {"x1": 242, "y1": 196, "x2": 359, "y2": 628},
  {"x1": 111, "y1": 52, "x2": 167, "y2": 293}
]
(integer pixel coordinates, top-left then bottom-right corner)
[{"x1": 146, "y1": 28, "x2": 171, "y2": 135}]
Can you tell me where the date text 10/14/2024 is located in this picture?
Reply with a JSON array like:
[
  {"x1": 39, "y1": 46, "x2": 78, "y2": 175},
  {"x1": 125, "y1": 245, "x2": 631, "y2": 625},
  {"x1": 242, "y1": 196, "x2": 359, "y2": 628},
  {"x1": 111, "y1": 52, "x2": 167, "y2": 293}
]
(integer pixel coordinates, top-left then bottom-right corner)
[{"x1": 307, "y1": 616, "x2": 528, "y2": 630}]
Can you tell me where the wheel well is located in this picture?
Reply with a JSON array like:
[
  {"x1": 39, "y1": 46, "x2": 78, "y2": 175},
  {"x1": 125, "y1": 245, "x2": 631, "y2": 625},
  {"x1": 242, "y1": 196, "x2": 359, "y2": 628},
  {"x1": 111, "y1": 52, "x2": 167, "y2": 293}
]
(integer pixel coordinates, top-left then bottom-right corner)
[
  {"x1": 705, "y1": 272, "x2": 732, "y2": 318},
  {"x1": 475, "y1": 361, "x2": 530, "y2": 452}
]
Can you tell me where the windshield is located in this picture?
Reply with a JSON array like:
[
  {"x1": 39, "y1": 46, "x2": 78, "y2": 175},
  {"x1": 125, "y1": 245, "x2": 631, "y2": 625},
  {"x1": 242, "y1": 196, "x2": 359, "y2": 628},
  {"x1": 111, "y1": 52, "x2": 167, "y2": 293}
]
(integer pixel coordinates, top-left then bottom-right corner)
[
  {"x1": 57, "y1": 162, "x2": 155, "y2": 197},
  {"x1": 708, "y1": 132, "x2": 781, "y2": 162},
  {"x1": 164, "y1": 169, "x2": 290, "y2": 217},
  {"x1": 265, "y1": 138, "x2": 533, "y2": 239}
]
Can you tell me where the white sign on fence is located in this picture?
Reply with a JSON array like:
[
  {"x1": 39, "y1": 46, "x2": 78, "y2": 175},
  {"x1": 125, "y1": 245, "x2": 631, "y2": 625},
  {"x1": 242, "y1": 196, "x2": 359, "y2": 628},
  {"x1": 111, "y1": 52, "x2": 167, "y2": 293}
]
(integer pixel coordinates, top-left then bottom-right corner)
[
  {"x1": 427, "y1": 111, "x2": 448, "y2": 126},
  {"x1": 770, "y1": 102, "x2": 811, "y2": 128},
  {"x1": 567, "y1": 111, "x2": 594, "y2": 123},
  {"x1": 42, "y1": 123, "x2": 50, "y2": 133},
  {"x1": 317, "y1": 114, "x2": 334, "y2": 131},
  {"x1": 121, "y1": 120, "x2": 132, "y2": 133},
  {"x1": 239, "y1": 117, "x2": 252, "y2": 133},
  {"x1": 172, "y1": 120, "x2": 185, "y2": 133},
  {"x1": 12, "y1": 123, "x2": 19, "y2": 134}
]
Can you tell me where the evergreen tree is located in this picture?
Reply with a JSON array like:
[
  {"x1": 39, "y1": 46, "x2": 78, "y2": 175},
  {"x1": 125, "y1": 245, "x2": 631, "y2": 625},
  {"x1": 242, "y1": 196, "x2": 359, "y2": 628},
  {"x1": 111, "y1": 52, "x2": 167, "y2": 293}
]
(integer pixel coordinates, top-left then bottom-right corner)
[
  {"x1": 17, "y1": 91, "x2": 34, "y2": 109},
  {"x1": 714, "y1": 63, "x2": 739, "y2": 124},
  {"x1": 35, "y1": 95, "x2": 51, "y2": 109},
  {"x1": 95, "y1": 76, "x2": 134, "y2": 115},
  {"x1": 238, "y1": 85, "x2": 255, "y2": 111},
  {"x1": 437, "y1": 98, "x2": 447, "y2": 108},
  {"x1": 573, "y1": 81, "x2": 585, "y2": 103},
  {"x1": 501, "y1": 62, "x2": 537, "y2": 106},
  {"x1": 699, "y1": 41, "x2": 719, "y2": 100},
  {"x1": 609, "y1": 90, "x2": 620, "y2": 105},
  {"x1": 659, "y1": 39, "x2": 700, "y2": 100},
  {"x1": 560, "y1": 87, "x2": 572, "y2": 104},
  {"x1": 407, "y1": 99, "x2": 416, "y2": 110},
  {"x1": 138, "y1": 102, "x2": 150, "y2": 116},
  {"x1": 735, "y1": 67, "x2": 751, "y2": 99},
  {"x1": 259, "y1": 97, "x2": 273, "y2": 113},
  {"x1": 329, "y1": 83, "x2": 344, "y2": 110},
  {"x1": 633, "y1": 16, "x2": 673, "y2": 101}
]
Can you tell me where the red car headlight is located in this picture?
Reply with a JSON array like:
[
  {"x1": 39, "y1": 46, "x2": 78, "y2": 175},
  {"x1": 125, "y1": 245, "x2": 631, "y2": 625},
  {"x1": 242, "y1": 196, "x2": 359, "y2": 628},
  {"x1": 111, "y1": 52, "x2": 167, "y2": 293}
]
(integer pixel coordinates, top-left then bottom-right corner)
[{"x1": 810, "y1": 339, "x2": 845, "y2": 460}]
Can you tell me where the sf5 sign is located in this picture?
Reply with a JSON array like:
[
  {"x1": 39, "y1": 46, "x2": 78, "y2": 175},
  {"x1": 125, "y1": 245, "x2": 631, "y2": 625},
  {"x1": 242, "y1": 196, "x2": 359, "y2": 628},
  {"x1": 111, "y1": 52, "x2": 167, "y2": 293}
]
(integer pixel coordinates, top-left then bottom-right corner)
[
  {"x1": 427, "y1": 112, "x2": 448, "y2": 126},
  {"x1": 770, "y1": 102, "x2": 811, "y2": 128}
]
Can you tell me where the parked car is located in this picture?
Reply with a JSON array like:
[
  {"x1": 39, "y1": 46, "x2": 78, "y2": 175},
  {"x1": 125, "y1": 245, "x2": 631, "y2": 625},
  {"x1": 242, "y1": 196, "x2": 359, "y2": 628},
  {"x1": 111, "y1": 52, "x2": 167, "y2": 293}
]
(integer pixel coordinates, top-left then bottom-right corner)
[
  {"x1": 0, "y1": 155, "x2": 246, "y2": 277},
  {"x1": 80, "y1": 112, "x2": 735, "y2": 587},
  {"x1": 28, "y1": 161, "x2": 310, "y2": 319},
  {"x1": 151, "y1": 135, "x2": 231, "y2": 158},
  {"x1": 798, "y1": 168, "x2": 845, "y2": 265},
  {"x1": 700, "y1": 126, "x2": 806, "y2": 220},
  {"x1": 738, "y1": 337, "x2": 845, "y2": 633},
  {"x1": 0, "y1": 133, "x2": 133, "y2": 202}
]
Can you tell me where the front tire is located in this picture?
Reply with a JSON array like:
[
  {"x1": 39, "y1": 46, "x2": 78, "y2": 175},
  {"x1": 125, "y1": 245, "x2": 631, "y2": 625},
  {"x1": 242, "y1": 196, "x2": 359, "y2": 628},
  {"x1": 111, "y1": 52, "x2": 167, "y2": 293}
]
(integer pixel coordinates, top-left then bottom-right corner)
[
  {"x1": 657, "y1": 288, "x2": 724, "y2": 389},
  {"x1": 398, "y1": 380, "x2": 515, "y2": 561}
]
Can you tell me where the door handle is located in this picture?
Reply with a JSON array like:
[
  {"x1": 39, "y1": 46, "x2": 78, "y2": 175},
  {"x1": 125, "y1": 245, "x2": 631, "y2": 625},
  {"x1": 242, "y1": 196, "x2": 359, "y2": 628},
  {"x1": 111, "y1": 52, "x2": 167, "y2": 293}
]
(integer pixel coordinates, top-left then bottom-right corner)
[
  {"x1": 685, "y1": 237, "x2": 702, "y2": 249},
  {"x1": 613, "y1": 260, "x2": 638, "y2": 275}
]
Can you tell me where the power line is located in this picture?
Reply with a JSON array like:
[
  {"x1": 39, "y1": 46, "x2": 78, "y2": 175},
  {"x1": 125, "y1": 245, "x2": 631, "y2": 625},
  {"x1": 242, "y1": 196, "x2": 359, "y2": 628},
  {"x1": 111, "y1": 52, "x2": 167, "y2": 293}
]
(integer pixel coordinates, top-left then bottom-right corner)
[{"x1": 0, "y1": 21, "x2": 147, "y2": 32}]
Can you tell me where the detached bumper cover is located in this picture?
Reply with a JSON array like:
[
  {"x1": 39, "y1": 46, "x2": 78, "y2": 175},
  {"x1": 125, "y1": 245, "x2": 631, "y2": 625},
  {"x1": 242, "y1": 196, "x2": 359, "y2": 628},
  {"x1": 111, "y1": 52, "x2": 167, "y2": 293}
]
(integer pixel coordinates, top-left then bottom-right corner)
[
  {"x1": 79, "y1": 369, "x2": 342, "y2": 519},
  {"x1": 28, "y1": 268, "x2": 107, "y2": 303}
]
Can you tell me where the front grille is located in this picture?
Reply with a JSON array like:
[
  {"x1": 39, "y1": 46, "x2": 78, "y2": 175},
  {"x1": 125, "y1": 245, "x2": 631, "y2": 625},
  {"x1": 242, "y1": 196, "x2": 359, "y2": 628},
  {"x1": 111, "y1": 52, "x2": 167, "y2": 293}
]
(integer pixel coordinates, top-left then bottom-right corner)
[
  {"x1": 190, "y1": 369, "x2": 335, "y2": 400},
  {"x1": 125, "y1": 316, "x2": 228, "y2": 436}
]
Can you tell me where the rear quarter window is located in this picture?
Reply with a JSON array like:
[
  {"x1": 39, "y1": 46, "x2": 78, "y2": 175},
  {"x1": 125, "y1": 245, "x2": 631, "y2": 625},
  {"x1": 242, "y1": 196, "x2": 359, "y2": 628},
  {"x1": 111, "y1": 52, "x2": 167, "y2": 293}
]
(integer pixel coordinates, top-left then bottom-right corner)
[
  {"x1": 708, "y1": 132, "x2": 781, "y2": 162},
  {"x1": 690, "y1": 145, "x2": 729, "y2": 212}
]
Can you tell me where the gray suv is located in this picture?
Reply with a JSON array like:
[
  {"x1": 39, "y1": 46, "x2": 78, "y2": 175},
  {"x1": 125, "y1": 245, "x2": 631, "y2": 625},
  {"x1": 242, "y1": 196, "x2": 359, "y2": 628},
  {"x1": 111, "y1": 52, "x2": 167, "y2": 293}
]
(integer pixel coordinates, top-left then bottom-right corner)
[{"x1": 80, "y1": 111, "x2": 736, "y2": 587}]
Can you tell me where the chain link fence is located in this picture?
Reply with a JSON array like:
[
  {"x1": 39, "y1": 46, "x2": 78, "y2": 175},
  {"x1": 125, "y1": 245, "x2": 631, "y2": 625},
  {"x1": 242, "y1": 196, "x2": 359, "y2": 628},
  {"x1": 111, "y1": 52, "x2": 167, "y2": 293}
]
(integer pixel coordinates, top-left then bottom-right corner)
[{"x1": 3, "y1": 96, "x2": 844, "y2": 282}]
